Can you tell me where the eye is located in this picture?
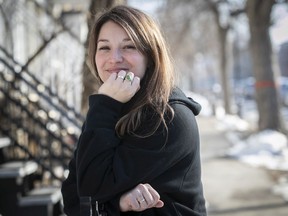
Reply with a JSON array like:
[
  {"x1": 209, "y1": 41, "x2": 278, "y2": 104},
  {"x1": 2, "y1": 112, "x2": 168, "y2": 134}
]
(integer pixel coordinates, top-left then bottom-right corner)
[
  {"x1": 123, "y1": 45, "x2": 136, "y2": 50},
  {"x1": 98, "y1": 46, "x2": 110, "y2": 51}
]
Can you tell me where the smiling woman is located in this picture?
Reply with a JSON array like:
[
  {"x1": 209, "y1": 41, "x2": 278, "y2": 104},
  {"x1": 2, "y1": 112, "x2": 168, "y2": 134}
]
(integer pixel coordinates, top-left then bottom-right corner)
[
  {"x1": 95, "y1": 21, "x2": 147, "y2": 82},
  {"x1": 61, "y1": 5, "x2": 207, "y2": 216}
]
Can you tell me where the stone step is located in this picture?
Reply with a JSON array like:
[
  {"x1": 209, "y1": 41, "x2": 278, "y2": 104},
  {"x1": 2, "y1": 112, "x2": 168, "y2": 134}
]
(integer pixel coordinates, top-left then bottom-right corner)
[
  {"x1": 0, "y1": 161, "x2": 38, "y2": 178},
  {"x1": 18, "y1": 186, "x2": 63, "y2": 216}
]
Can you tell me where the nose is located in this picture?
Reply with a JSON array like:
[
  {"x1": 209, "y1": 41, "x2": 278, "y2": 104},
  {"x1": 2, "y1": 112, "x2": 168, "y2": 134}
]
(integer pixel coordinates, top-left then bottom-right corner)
[{"x1": 109, "y1": 49, "x2": 123, "y2": 63}]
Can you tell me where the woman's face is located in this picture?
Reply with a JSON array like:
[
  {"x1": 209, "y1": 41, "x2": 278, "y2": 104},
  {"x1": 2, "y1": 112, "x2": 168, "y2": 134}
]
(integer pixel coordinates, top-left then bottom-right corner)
[{"x1": 95, "y1": 21, "x2": 147, "y2": 82}]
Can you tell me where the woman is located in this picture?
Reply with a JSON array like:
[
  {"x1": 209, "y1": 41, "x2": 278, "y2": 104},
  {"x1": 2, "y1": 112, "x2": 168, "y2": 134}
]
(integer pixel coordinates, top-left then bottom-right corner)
[{"x1": 61, "y1": 5, "x2": 207, "y2": 216}]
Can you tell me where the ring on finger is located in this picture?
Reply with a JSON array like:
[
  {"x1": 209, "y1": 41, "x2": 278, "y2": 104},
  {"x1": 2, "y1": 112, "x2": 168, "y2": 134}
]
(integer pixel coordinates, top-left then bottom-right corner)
[
  {"x1": 117, "y1": 75, "x2": 125, "y2": 80},
  {"x1": 139, "y1": 198, "x2": 146, "y2": 203},
  {"x1": 125, "y1": 72, "x2": 134, "y2": 82}
]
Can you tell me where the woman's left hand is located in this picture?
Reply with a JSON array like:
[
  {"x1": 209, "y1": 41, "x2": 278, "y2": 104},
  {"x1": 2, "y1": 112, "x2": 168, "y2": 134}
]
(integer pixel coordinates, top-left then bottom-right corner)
[{"x1": 119, "y1": 183, "x2": 164, "y2": 212}]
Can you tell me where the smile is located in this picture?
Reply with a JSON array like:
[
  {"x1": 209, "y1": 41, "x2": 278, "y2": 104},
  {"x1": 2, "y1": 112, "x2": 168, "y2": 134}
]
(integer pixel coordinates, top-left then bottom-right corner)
[{"x1": 106, "y1": 68, "x2": 129, "y2": 73}]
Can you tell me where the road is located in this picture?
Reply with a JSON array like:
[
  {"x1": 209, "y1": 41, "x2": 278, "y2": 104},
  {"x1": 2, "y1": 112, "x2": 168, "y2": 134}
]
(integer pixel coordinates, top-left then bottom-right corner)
[{"x1": 198, "y1": 116, "x2": 288, "y2": 216}]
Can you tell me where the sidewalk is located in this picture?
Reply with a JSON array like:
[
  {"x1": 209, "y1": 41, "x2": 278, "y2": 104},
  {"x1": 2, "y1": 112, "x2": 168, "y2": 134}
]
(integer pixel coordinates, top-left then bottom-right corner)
[{"x1": 198, "y1": 116, "x2": 288, "y2": 216}]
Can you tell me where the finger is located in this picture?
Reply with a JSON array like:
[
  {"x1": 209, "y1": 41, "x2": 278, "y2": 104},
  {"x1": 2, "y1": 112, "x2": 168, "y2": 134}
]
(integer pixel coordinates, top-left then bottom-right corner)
[
  {"x1": 117, "y1": 74, "x2": 125, "y2": 80},
  {"x1": 130, "y1": 197, "x2": 140, "y2": 210},
  {"x1": 145, "y1": 184, "x2": 163, "y2": 207},
  {"x1": 131, "y1": 76, "x2": 140, "y2": 92},
  {"x1": 133, "y1": 185, "x2": 149, "y2": 209},
  {"x1": 119, "y1": 190, "x2": 140, "y2": 212},
  {"x1": 117, "y1": 70, "x2": 126, "y2": 81},
  {"x1": 124, "y1": 71, "x2": 134, "y2": 83},
  {"x1": 138, "y1": 197, "x2": 147, "y2": 207},
  {"x1": 107, "y1": 72, "x2": 117, "y2": 81},
  {"x1": 140, "y1": 185, "x2": 153, "y2": 205},
  {"x1": 134, "y1": 188, "x2": 145, "y2": 203},
  {"x1": 154, "y1": 200, "x2": 164, "y2": 208}
]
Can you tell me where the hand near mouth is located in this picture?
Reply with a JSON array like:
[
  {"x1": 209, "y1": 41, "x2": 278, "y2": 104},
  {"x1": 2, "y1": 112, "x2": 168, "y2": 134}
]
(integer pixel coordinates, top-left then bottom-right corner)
[{"x1": 98, "y1": 70, "x2": 140, "y2": 103}]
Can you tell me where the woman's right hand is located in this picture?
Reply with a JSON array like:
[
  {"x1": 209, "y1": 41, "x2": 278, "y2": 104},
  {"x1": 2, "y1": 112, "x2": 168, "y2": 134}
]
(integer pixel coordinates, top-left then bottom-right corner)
[
  {"x1": 119, "y1": 183, "x2": 164, "y2": 212},
  {"x1": 98, "y1": 70, "x2": 140, "y2": 103}
]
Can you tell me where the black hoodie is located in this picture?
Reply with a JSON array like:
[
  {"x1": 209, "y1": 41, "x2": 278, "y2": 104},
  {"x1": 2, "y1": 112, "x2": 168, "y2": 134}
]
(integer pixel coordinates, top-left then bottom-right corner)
[{"x1": 61, "y1": 87, "x2": 207, "y2": 216}]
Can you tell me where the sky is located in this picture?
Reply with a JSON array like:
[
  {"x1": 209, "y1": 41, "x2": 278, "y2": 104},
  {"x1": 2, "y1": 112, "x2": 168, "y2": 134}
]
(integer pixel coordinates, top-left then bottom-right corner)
[
  {"x1": 271, "y1": 9, "x2": 288, "y2": 46},
  {"x1": 128, "y1": 0, "x2": 162, "y2": 15}
]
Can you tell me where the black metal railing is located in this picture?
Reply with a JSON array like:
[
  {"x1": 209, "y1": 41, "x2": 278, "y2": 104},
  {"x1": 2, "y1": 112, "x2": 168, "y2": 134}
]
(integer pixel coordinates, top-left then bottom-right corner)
[
  {"x1": 0, "y1": 46, "x2": 84, "y2": 182},
  {"x1": 0, "y1": 45, "x2": 85, "y2": 129}
]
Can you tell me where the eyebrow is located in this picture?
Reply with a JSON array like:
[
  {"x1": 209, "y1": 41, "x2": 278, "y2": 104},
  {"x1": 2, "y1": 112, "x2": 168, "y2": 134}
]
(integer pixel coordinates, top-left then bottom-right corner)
[{"x1": 97, "y1": 38, "x2": 132, "y2": 44}]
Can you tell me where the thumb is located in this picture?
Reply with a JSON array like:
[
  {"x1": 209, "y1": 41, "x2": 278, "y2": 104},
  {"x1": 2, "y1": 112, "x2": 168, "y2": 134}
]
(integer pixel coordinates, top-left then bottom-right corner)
[{"x1": 154, "y1": 200, "x2": 164, "y2": 208}]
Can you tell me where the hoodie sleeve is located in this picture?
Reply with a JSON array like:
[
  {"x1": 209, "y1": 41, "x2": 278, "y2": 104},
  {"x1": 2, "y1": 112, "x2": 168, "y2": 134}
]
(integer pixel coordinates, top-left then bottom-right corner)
[
  {"x1": 61, "y1": 150, "x2": 79, "y2": 216},
  {"x1": 75, "y1": 93, "x2": 198, "y2": 203}
]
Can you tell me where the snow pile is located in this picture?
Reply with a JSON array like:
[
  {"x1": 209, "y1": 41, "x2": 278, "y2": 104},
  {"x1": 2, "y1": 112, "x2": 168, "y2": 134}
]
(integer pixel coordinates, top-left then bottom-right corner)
[
  {"x1": 272, "y1": 178, "x2": 288, "y2": 201},
  {"x1": 217, "y1": 110, "x2": 288, "y2": 201},
  {"x1": 226, "y1": 130, "x2": 288, "y2": 171},
  {"x1": 217, "y1": 115, "x2": 250, "y2": 132}
]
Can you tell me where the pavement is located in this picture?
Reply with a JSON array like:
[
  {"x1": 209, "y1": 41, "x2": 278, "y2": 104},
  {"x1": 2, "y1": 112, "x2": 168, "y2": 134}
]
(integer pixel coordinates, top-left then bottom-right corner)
[{"x1": 198, "y1": 116, "x2": 288, "y2": 216}]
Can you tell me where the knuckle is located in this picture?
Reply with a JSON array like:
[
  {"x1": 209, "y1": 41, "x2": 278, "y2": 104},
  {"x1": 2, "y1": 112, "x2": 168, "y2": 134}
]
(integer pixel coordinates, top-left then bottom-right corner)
[
  {"x1": 155, "y1": 193, "x2": 160, "y2": 200},
  {"x1": 138, "y1": 183, "x2": 145, "y2": 189}
]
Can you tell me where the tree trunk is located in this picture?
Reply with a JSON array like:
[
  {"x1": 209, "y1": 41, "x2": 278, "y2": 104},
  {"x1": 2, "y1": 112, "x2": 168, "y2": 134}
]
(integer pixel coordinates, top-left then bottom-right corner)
[
  {"x1": 246, "y1": 0, "x2": 282, "y2": 131},
  {"x1": 205, "y1": 0, "x2": 232, "y2": 114},
  {"x1": 81, "y1": 0, "x2": 126, "y2": 114},
  {"x1": 218, "y1": 26, "x2": 231, "y2": 114}
]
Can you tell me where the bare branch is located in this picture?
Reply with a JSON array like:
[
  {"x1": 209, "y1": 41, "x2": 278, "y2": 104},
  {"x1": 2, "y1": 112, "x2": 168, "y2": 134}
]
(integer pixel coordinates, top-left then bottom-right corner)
[
  {"x1": 21, "y1": 30, "x2": 63, "y2": 72},
  {"x1": 27, "y1": 0, "x2": 82, "y2": 44}
]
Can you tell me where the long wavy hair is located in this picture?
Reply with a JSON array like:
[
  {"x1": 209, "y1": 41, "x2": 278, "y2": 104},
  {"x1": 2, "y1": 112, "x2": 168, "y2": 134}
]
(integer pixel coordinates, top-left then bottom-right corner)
[{"x1": 87, "y1": 5, "x2": 175, "y2": 137}]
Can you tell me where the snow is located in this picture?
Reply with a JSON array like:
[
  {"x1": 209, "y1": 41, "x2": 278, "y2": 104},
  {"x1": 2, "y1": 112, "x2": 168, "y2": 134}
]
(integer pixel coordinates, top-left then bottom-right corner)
[
  {"x1": 219, "y1": 115, "x2": 288, "y2": 171},
  {"x1": 216, "y1": 114, "x2": 251, "y2": 131},
  {"x1": 227, "y1": 130, "x2": 288, "y2": 171},
  {"x1": 228, "y1": 130, "x2": 287, "y2": 157},
  {"x1": 218, "y1": 113, "x2": 288, "y2": 201},
  {"x1": 186, "y1": 92, "x2": 288, "y2": 172},
  {"x1": 197, "y1": 95, "x2": 288, "y2": 201}
]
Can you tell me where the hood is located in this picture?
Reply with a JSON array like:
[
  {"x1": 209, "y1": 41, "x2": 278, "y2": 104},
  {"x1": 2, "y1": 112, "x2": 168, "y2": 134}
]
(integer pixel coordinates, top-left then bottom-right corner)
[{"x1": 169, "y1": 87, "x2": 202, "y2": 116}]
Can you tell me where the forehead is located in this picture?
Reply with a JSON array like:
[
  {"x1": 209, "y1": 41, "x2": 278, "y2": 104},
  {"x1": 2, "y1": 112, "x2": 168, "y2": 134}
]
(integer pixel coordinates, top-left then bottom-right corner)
[{"x1": 98, "y1": 21, "x2": 129, "y2": 38}]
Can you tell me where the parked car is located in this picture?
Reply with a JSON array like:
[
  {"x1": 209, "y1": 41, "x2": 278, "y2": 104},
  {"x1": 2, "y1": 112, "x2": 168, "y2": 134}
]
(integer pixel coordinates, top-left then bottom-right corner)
[
  {"x1": 279, "y1": 77, "x2": 288, "y2": 106},
  {"x1": 242, "y1": 77, "x2": 255, "y2": 100}
]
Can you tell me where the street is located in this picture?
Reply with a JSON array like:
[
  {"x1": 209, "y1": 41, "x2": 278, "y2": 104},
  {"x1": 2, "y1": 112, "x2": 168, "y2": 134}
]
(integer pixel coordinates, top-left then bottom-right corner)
[{"x1": 198, "y1": 116, "x2": 288, "y2": 216}]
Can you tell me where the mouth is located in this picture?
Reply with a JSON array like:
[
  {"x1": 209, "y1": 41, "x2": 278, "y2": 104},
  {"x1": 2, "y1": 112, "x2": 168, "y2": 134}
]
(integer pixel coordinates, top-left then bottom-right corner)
[{"x1": 106, "y1": 68, "x2": 129, "y2": 74}]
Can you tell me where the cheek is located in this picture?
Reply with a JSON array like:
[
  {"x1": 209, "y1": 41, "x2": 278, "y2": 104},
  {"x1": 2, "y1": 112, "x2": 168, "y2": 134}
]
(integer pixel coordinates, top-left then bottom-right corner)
[
  {"x1": 138, "y1": 65, "x2": 146, "y2": 79},
  {"x1": 138, "y1": 57, "x2": 148, "y2": 79},
  {"x1": 95, "y1": 55, "x2": 105, "y2": 73},
  {"x1": 129, "y1": 54, "x2": 147, "y2": 77},
  {"x1": 95, "y1": 54, "x2": 101, "y2": 68},
  {"x1": 95, "y1": 54, "x2": 107, "y2": 82}
]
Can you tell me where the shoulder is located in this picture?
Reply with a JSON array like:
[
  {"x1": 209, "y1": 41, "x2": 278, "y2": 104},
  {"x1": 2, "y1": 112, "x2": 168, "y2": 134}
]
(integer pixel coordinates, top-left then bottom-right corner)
[
  {"x1": 169, "y1": 102, "x2": 198, "y2": 133},
  {"x1": 168, "y1": 87, "x2": 202, "y2": 116},
  {"x1": 166, "y1": 88, "x2": 201, "y2": 144},
  {"x1": 165, "y1": 102, "x2": 200, "y2": 156}
]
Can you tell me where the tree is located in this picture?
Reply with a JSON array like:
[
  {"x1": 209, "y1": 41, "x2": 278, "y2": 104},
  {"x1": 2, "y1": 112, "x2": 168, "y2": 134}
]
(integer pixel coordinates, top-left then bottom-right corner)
[
  {"x1": 160, "y1": 0, "x2": 286, "y2": 132},
  {"x1": 159, "y1": 0, "x2": 221, "y2": 98},
  {"x1": 0, "y1": 0, "x2": 17, "y2": 53},
  {"x1": 160, "y1": 0, "x2": 237, "y2": 114},
  {"x1": 204, "y1": 0, "x2": 232, "y2": 114},
  {"x1": 81, "y1": 0, "x2": 126, "y2": 114},
  {"x1": 246, "y1": 0, "x2": 283, "y2": 131}
]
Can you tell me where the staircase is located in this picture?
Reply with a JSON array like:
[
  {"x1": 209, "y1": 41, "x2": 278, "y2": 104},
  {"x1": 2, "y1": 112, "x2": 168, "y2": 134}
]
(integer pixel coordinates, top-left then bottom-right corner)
[{"x1": 0, "y1": 45, "x2": 84, "y2": 215}]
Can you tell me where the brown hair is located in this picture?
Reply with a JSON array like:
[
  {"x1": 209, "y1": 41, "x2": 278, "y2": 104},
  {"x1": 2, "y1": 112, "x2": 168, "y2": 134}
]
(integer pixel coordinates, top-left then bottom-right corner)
[{"x1": 87, "y1": 5, "x2": 175, "y2": 137}]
